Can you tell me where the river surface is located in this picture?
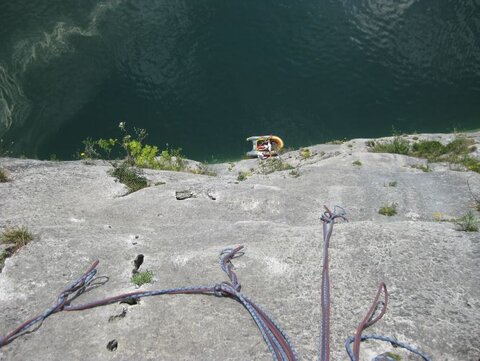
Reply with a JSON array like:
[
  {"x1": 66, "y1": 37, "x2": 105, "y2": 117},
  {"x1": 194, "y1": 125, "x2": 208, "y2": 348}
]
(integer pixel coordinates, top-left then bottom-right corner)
[{"x1": 1, "y1": 1, "x2": 479, "y2": 161}]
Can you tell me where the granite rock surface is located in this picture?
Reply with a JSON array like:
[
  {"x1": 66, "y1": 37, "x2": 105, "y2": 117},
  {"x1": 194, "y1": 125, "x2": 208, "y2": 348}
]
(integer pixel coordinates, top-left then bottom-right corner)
[{"x1": 0, "y1": 133, "x2": 479, "y2": 360}]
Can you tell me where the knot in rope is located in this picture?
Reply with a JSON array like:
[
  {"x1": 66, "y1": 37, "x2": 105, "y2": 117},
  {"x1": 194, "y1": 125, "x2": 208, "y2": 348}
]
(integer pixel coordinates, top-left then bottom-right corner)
[
  {"x1": 321, "y1": 205, "x2": 347, "y2": 224},
  {"x1": 219, "y1": 246, "x2": 244, "y2": 292},
  {"x1": 213, "y1": 282, "x2": 238, "y2": 297}
]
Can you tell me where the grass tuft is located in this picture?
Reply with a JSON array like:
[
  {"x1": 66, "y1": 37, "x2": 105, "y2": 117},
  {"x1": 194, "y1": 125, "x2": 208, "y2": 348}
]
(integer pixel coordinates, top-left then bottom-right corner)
[
  {"x1": 455, "y1": 211, "x2": 479, "y2": 232},
  {"x1": 352, "y1": 160, "x2": 362, "y2": 166},
  {"x1": 299, "y1": 148, "x2": 312, "y2": 159},
  {"x1": 1, "y1": 226, "x2": 34, "y2": 251},
  {"x1": 378, "y1": 203, "x2": 397, "y2": 216},
  {"x1": 369, "y1": 136, "x2": 410, "y2": 155},
  {"x1": 289, "y1": 169, "x2": 301, "y2": 178},
  {"x1": 237, "y1": 171, "x2": 252, "y2": 181},
  {"x1": 111, "y1": 163, "x2": 148, "y2": 193},
  {"x1": 411, "y1": 140, "x2": 447, "y2": 160},
  {"x1": 131, "y1": 270, "x2": 153, "y2": 286},
  {"x1": 368, "y1": 134, "x2": 480, "y2": 173}
]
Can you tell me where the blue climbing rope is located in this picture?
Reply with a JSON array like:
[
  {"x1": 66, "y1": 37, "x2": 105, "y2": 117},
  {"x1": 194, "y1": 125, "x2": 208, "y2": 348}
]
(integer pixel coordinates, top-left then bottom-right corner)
[
  {"x1": 319, "y1": 205, "x2": 347, "y2": 361},
  {"x1": 345, "y1": 334, "x2": 432, "y2": 361},
  {"x1": 0, "y1": 246, "x2": 298, "y2": 361},
  {"x1": 0, "y1": 206, "x2": 432, "y2": 361},
  {"x1": 317, "y1": 205, "x2": 431, "y2": 361}
]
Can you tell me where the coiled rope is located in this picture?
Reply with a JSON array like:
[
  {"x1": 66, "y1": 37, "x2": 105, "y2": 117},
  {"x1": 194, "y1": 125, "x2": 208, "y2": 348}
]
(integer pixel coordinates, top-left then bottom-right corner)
[
  {"x1": 0, "y1": 207, "x2": 432, "y2": 360},
  {"x1": 319, "y1": 206, "x2": 431, "y2": 361},
  {"x1": 0, "y1": 246, "x2": 298, "y2": 361}
]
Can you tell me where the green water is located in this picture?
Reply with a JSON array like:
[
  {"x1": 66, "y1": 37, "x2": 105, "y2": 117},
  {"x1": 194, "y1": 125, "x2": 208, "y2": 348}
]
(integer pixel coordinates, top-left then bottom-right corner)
[{"x1": 1, "y1": 1, "x2": 479, "y2": 161}]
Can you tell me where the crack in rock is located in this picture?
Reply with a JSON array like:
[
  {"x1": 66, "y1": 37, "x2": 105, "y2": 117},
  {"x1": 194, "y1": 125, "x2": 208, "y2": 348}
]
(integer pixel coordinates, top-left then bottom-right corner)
[
  {"x1": 106, "y1": 339, "x2": 118, "y2": 351},
  {"x1": 132, "y1": 254, "x2": 144, "y2": 274},
  {"x1": 108, "y1": 307, "x2": 127, "y2": 323}
]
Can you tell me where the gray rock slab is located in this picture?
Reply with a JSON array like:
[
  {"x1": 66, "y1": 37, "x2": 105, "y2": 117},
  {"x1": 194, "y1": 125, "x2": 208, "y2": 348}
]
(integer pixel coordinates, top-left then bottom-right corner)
[{"x1": 0, "y1": 132, "x2": 479, "y2": 360}]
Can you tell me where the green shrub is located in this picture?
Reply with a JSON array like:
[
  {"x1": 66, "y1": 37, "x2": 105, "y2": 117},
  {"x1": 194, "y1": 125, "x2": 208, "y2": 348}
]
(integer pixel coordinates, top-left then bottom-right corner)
[
  {"x1": 455, "y1": 211, "x2": 479, "y2": 232},
  {"x1": 80, "y1": 123, "x2": 189, "y2": 172},
  {"x1": 378, "y1": 203, "x2": 397, "y2": 216},
  {"x1": 369, "y1": 136, "x2": 410, "y2": 155},
  {"x1": 131, "y1": 270, "x2": 153, "y2": 286},
  {"x1": 445, "y1": 136, "x2": 474, "y2": 155},
  {"x1": 111, "y1": 163, "x2": 148, "y2": 193},
  {"x1": 80, "y1": 137, "x2": 102, "y2": 160},
  {"x1": 156, "y1": 148, "x2": 186, "y2": 171},
  {"x1": 352, "y1": 160, "x2": 362, "y2": 166},
  {"x1": 299, "y1": 148, "x2": 312, "y2": 159},
  {"x1": 1, "y1": 226, "x2": 34, "y2": 251},
  {"x1": 368, "y1": 133, "x2": 480, "y2": 174},
  {"x1": 411, "y1": 140, "x2": 447, "y2": 160},
  {"x1": 458, "y1": 155, "x2": 480, "y2": 173}
]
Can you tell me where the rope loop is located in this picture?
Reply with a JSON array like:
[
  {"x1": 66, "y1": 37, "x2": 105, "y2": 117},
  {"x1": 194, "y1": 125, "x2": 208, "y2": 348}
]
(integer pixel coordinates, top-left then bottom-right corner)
[
  {"x1": 213, "y1": 282, "x2": 236, "y2": 297},
  {"x1": 321, "y1": 205, "x2": 348, "y2": 224},
  {"x1": 219, "y1": 246, "x2": 244, "y2": 292}
]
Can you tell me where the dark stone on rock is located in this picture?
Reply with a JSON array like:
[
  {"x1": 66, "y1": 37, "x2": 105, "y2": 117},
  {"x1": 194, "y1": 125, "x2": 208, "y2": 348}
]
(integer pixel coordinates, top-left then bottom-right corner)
[{"x1": 175, "y1": 190, "x2": 195, "y2": 200}]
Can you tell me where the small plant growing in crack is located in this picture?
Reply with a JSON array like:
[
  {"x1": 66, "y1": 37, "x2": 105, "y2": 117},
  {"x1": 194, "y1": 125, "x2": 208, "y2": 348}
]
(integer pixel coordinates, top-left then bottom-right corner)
[
  {"x1": 289, "y1": 169, "x2": 301, "y2": 178},
  {"x1": 131, "y1": 270, "x2": 154, "y2": 286},
  {"x1": 352, "y1": 160, "x2": 362, "y2": 166},
  {"x1": 1, "y1": 226, "x2": 34, "y2": 250},
  {"x1": 0, "y1": 226, "x2": 34, "y2": 271},
  {"x1": 111, "y1": 162, "x2": 148, "y2": 194},
  {"x1": 299, "y1": 148, "x2": 312, "y2": 159},
  {"x1": 455, "y1": 211, "x2": 479, "y2": 232},
  {"x1": 378, "y1": 203, "x2": 397, "y2": 216},
  {"x1": 237, "y1": 171, "x2": 252, "y2": 181},
  {"x1": 467, "y1": 177, "x2": 480, "y2": 211}
]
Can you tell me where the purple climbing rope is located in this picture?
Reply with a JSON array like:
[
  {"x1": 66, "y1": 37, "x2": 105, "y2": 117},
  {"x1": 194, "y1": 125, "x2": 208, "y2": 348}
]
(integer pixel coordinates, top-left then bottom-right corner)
[
  {"x1": 0, "y1": 206, "x2": 433, "y2": 361},
  {"x1": 318, "y1": 205, "x2": 431, "y2": 361},
  {"x1": 319, "y1": 205, "x2": 347, "y2": 361},
  {"x1": 0, "y1": 246, "x2": 298, "y2": 361}
]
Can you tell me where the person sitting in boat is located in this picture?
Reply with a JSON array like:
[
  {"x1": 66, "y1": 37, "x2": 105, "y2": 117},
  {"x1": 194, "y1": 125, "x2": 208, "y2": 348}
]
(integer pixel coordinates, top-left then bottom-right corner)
[
  {"x1": 257, "y1": 139, "x2": 272, "y2": 152},
  {"x1": 267, "y1": 139, "x2": 272, "y2": 152}
]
